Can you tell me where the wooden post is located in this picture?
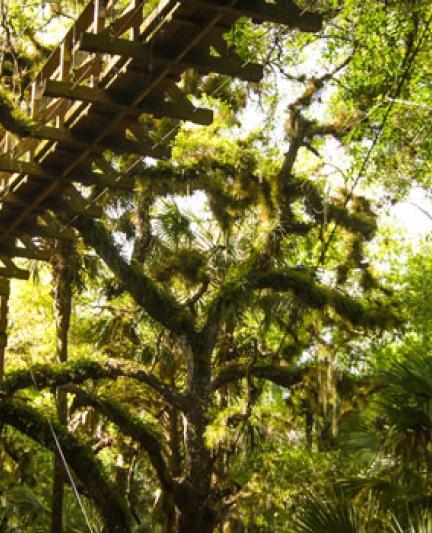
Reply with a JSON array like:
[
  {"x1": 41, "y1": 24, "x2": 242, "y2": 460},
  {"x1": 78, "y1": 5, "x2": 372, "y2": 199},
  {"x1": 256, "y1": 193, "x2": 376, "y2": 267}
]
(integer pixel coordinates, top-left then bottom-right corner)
[
  {"x1": 91, "y1": 0, "x2": 106, "y2": 86},
  {"x1": 130, "y1": 0, "x2": 143, "y2": 40},
  {"x1": 31, "y1": 80, "x2": 43, "y2": 120},
  {"x1": 56, "y1": 41, "x2": 72, "y2": 128},
  {"x1": 30, "y1": 80, "x2": 43, "y2": 159},
  {"x1": 0, "y1": 278, "x2": 10, "y2": 383}
]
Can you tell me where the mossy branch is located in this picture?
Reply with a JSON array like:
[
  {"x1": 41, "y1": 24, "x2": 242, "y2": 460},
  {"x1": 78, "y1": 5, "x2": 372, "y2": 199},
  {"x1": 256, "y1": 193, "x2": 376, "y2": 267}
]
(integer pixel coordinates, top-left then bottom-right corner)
[
  {"x1": 70, "y1": 215, "x2": 197, "y2": 344},
  {"x1": 0, "y1": 89, "x2": 34, "y2": 136},
  {"x1": 0, "y1": 398, "x2": 131, "y2": 532},
  {"x1": 2, "y1": 358, "x2": 192, "y2": 412},
  {"x1": 65, "y1": 385, "x2": 184, "y2": 498},
  {"x1": 251, "y1": 271, "x2": 399, "y2": 329},
  {"x1": 211, "y1": 364, "x2": 304, "y2": 391}
]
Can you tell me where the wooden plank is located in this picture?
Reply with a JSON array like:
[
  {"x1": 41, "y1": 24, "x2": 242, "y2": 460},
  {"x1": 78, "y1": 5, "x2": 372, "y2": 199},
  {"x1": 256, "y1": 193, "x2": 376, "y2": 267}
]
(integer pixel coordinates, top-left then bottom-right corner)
[
  {"x1": 0, "y1": 244, "x2": 51, "y2": 261},
  {"x1": 0, "y1": 279, "x2": 10, "y2": 296},
  {"x1": 79, "y1": 32, "x2": 264, "y2": 81},
  {"x1": 27, "y1": 125, "x2": 169, "y2": 159},
  {"x1": 12, "y1": 222, "x2": 75, "y2": 241},
  {"x1": 29, "y1": 126, "x2": 104, "y2": 153},
  {"x1": 177, "y1": 0, "x2": 322, "y2": 32},
  {"x1": 0, "y1": 157, "x2": 136, "y2": 191},
  {"x1": 44, "y1": 80, "x2": 214, "y2": 125},
  {"x1": 0, "y1": 266, "x2": 30, "y2": 281}
]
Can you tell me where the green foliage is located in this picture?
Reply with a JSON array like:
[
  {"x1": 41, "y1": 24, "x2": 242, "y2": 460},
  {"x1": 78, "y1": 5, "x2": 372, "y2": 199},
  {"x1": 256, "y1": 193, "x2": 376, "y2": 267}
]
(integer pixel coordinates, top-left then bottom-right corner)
[
  {"x1": 1, "y1": 0, "x2": 432, "y2": 530},
  {"x1": 293, "y1": 492, "x2": 359, "y2": 533}
]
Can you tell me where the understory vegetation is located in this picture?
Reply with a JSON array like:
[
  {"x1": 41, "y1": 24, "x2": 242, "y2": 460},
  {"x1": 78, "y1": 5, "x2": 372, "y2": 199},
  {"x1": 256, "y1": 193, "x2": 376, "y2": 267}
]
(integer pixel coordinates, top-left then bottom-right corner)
[{"x1": 0, "y1": 0, "x2": 431, "y2": 531}]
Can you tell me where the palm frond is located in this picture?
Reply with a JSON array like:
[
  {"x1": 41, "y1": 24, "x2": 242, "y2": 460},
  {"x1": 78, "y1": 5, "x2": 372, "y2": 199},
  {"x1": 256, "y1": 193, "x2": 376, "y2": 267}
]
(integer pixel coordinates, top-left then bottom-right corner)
[{"x1": 293, "y1": 492, "x2": 360, "y2": 533}]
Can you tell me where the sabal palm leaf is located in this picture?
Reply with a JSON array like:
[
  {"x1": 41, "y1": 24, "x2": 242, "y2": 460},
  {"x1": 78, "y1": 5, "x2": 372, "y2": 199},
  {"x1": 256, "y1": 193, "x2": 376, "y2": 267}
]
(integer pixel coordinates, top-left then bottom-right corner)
[
  {"x1": 7, "y1": 485, "x2": 49, "y2": 528},
  {"x1": 391, "y1": 511, "x2": 432, "y2": 533},
  {"x1": 293, "y1": 492, "x2": 360, "y2": 533}
]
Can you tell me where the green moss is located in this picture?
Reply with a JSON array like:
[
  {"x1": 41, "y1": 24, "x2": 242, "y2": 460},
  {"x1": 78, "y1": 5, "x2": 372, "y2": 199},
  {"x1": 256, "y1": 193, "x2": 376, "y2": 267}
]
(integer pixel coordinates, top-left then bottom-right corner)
[
  {"x1": 0, "y1": 88, "x2": 34, "y2": 136},
  {"x1": 252, "y1": 270, "x2": 400, "y2": 329}
]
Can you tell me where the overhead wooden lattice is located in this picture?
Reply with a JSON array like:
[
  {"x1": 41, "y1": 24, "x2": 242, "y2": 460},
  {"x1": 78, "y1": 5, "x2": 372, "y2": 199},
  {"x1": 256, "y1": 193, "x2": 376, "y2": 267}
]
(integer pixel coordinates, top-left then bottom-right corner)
[{"x1": 0, "y1": 0, "x2": 322, "y2": 280}]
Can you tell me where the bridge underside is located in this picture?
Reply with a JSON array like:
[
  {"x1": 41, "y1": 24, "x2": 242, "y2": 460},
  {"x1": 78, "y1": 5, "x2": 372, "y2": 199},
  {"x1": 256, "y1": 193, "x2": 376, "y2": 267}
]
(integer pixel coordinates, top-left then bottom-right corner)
[{"x1": 0, "y1": 0, "x2": 322, "y2": 280}]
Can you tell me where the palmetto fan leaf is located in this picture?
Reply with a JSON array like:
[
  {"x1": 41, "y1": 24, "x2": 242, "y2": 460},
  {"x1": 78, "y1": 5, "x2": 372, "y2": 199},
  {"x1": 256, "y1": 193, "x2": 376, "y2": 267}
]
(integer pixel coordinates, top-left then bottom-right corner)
[
  {"x1": 293, "y1": 491, "x2": 360, "y2": 533},
  {"x1": 376, "y1": 355, "x2": 432, "y2": 458},
  {"x1": 153, "y1": 201, "x2": 194, "y2": 249},
  {"x1": 391, "y1": 511, "x2": 432, "y2": 533},
  {"x1": 6, "y1": 485, "x2": 50, "y2": 530}
]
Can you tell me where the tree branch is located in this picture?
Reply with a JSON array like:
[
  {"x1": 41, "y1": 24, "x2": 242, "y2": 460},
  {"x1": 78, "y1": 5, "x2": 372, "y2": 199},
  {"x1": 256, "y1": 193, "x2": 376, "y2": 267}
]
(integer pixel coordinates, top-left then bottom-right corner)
[
  {"x1": 211, "y1": 364, "x2": 304, "y2": 391},
  {"x1": 64, "y1": 385, "x2": 183, "y2": 497},
  {"x1": 0, "y1": 399, "x2": 130, "y2": 532},
  {"x1": 250, "y1": 271, "x2": 399, "y2": 328},
  {"x1": 2, "y1": 358, "x2": 193, "y2": 413},
  {"x1": 69, "y1": 214, "x2": 197, "y2": 344}
]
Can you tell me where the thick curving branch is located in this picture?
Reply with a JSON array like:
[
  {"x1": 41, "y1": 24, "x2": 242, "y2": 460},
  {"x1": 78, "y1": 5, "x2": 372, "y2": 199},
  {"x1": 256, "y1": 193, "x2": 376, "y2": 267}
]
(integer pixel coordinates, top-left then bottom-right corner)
[
  {"x1": 203, "y1": 268, "x2": 398, "y2": 340},
  {"x1": 211, "y1": 364, "x2": 304, "y2": 391},
  {"x1": 69, "y1": 214, "x2": 197, "y2": 344},
  {"x1": 0, "y1": 399, "x2": 130, "y2": 532},
  {"x1": 2, "y1": 358, "x2": 193, "y2": 413},
  {"x1": 65, "y1": 385, "x2": 185, "y2": 499},
  {"x1": 250, "y1": 271, "x2": 399, "y2": 328}
]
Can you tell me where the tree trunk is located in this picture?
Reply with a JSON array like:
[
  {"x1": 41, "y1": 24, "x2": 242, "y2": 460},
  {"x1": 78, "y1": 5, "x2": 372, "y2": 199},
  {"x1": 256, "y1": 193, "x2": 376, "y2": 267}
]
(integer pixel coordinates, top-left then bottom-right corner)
[
  {"x1": 0, "y1": 279, "x2": 10, "y2": 383},
  {"x1": 179, "y1": 507, "x2": 215, "y2": 533},
  {"x1": 51, "y1": 240, "x2": 75, "y2": 533},
  {"x1": 178, "y1": 407, "x2": 215, "y2": 533}
]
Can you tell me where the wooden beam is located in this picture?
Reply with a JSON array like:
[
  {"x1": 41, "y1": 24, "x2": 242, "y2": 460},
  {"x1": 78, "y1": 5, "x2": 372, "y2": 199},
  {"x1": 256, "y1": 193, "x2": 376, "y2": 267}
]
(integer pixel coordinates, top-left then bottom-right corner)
[
  {"x1": 177, "y1": 0, "x2": 322, "y2": 32},
  {"x1": 79, "y1": 32, "x2": 264, "y2": 82},
  {"x1": 43, "y1": 80, "x2": 214, "y2": 125},
  {"x1": 28, "y1": 125, "x2": 169, "y2": 159},
  {"x1": 48, "y1": 193, "x2": 103, "y2": 219},
  {"x1": 12, "y1": 222, "x2": 75, "y2": 241},
  {"x1": 0, "y1": 265, "x2": 30, "y2": 280},
  {"x1": 0, "y1": 244, "x2": 51, "y2": 261},
  {"x1": 0, "y1": 157, "x2": 136, "y2": 191}
]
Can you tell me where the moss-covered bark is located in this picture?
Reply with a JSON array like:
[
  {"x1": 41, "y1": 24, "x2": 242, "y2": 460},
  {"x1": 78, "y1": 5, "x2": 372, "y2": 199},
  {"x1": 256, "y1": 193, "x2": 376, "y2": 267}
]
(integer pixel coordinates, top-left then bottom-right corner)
[
  {"x1": 0, "y1": 399, "x2": 131, "y2": 532},
  {"x1": 70, "y1": 215, "x2": 197, "y2": 343},
  {"x1": 2, "y1": 358, "x2": 191, "y2": 411}
]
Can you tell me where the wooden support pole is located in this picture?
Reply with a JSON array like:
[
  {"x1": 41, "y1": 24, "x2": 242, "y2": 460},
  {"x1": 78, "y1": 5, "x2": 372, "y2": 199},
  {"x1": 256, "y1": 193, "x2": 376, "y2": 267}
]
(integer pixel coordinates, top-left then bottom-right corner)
[
  {"x1": 79, "y1": 32, "x2": 264, "y2": 82},
  {"x1": 91, "y1": 0, "x2": 107, "y2": 87},
  {"x1": 130, "y1": 0, "x2": 143, "y2": 40},
  {"x1": 0, "y1": 278, "x2": 10, "y2": 382},
  {"x1": 57, "y1": 41, "x2": 72, "y2": 128},
  {"x1": 43, "y1": 80, "x2": 214, "y2": 125},
  {"x1": 31, "y1": 81, "x2": 43, "y2": 120}
]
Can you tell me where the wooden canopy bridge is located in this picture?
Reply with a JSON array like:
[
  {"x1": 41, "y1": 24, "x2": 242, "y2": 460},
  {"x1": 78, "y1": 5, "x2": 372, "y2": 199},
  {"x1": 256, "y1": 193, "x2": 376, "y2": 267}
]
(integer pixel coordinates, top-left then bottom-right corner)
[{"x1": 0, "y1": 0, "x2": 321, "y2": 362}]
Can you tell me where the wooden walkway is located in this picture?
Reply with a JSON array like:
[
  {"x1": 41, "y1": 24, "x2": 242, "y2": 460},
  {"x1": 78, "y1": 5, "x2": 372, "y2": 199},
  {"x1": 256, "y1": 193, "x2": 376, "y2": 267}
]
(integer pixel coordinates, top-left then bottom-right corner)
[{"x1": 0, "y1": 0, "x2": 321, "y2": 280}]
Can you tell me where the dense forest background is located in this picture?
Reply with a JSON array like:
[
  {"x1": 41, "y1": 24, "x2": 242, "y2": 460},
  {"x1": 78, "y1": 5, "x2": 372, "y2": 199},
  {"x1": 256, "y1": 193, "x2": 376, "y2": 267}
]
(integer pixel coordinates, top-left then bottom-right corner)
[{"x1": 0, "y1": 0, "x2": 432, "y2": 531}]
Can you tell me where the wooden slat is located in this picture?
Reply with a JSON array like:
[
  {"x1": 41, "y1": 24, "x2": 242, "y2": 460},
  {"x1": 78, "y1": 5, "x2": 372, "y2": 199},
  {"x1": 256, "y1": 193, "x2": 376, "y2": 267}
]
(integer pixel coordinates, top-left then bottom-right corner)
[
  {"x1": 177, "y1": 0, "x2": 322, "y2": 32},
  {"x1": 0, "y1": 265, "x2": 30, "y2": 280},
  {"x1": 0, "y1": 157, "x2": 136, "y2": 191},
  {"x1": 79, "y1": 32, "x2": 264, "y2": 81},
  {"x1": 28, "y1": 125, "x2": 169, "y2": 159},
  {"x1": 0, "y1": 243, "x2": 52, "y2": 261},
  {"x1": 44, "y1": 80, "x2": 214, "y2": 125}
]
